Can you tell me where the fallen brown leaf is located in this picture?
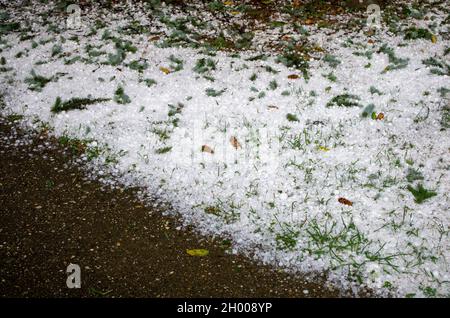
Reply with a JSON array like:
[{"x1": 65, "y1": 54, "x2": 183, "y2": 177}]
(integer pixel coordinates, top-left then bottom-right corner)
[
  {"x1": 230, "y1": 136, "x2": 241, "y2": 149},
  {"x1": 338, "y1": 197, "x2": 353, "y2": 206},
  {"x1": 201, "y1": 145, "x2": 214, "y2": 154},
  {"x1": 288, "y1": 74, "x2": 299, "y2": 79}
]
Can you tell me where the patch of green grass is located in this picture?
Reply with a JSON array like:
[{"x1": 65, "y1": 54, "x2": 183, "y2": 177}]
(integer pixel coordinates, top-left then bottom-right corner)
[
  {"x1": 249, "y1": 73, "x2": 257, "y2": 81},
  {"x1": 6, "y1": 114, "x2": 23, "y2": 122},
  {"x1": 0, "y1": 21, "x2": 20, "y2": 34},
  {"x1": 57, "y1": 135, "x2": 87, "y2": 155},
  {"x1": 323, "y1": 54, "x2": 341, "y2": 68},
  {"x1": 369, "y1": 86, "x2": 383, "y2": 95},
  {"x1": 155, "y1": 146, "x2": 172, "y2": 154},
  {"x1": 286, "y1": 113, "x2": 299, "y2": 122},
  {"x1": 167, "y1": 102, "x2": 184, "y2": 118},
  {"x1": 403, "y1": 27, "x2": 433, "y2": 41},
  {"x1": 437, "y1": 87, "x2": 449, "y2": 98},
  {"x1": 275, "y1": 44, "x2": 309, "y2": 79},
  {"x1": 193, "y1": 58, "x2": 216, "y2": 74},
  {"x1": 276, "y1": 228, "x2": 299, "y2": 251},
  {"x1": 235, "y1": 32, "x2": 254, "y2": 49},
  {"x1": 142, "y1": 78, "x2": 157, "y2": 87},
  {"x1": 379, "y1": 44, "x2": 409, "y2": 72},
  {"x1": 327, "y1": 94, "x2": 361, "y2": 108},
  {"x1": 128, "y1": 59, "x2": 148, "y2": 72},
  {"x1": 51, "y1": 97, "x2": 110, "y2": 113},
  {"x1": 441, "y1": 104, "x2": 450, "y2": 129},
  {"x1": 264, "y1": 65, "x2": 279, "y2": 74},
  {"x1": 114, "y1": 86, "x2": 131, "y2": 104},
  {"x1": 64, "y1": 56, "x2": 82, "y2": 65},
  {"x1": 168, "y1": 55, "x2": 183, "y2": 72},
  {"x1": 151, "y1": 127, "x2": 170, "y2": 141},
  {"x1": 422, "y1": 286, "x2": 437, "y2": 298},
  {"x1": 422, "y1": 57, "x2": 450, "y2": 76},
  {"x1": 407, "y1": 184, "x2": 437, "y2": 204},
  {"x1": 24, "y1": 70, "x2": 53, "y2": 92},
  {"x1": 268, "y1": 80, "x2": 278, "y2": 90},
  {"x1": 205, "y1": 88, "x2": 226, "y2": 97},
  {"x1": 406, "y1": 168, "x2": 424, "y2": 183},
  {"x1": 51, "y1": 44, "x2": 62, "y2": 57}
]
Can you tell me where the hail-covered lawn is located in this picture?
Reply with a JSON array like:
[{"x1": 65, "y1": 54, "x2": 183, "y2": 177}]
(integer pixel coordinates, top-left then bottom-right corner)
[{"x1": 1, "y1": 0, "x2": 449, "y2": 297}]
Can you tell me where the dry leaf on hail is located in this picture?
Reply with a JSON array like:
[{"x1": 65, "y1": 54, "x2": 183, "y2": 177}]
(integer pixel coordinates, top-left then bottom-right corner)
[
  {"x1": 267, "y1": 105, "x2": 279, "y2": 110},
  {"x1": 230, "y1": 136, "x2": 241, "y2": 149},
  {"x1": 159, "y1": 66, "x2": 171, "y2": 74},
  {"x1": 376, "y1": 113, "x2": 385, "y2": 120},
  {"x1": 201, "y1": 145, "x2": 214, "y2": 154},
  {"x1": 288, "y1": 74, "x2": 299, "y2": 79},
  {"x1": 338, "y1": 197, "x2": 353, "y2": 206}
]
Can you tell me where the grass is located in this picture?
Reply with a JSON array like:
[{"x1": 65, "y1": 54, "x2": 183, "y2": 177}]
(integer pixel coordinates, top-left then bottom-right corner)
[
  {"x1": 323, "y1": 54, "x2": 341, "y2": 68},
  {"x1": 407, "y1": 184, "x2": 437, "y2": 204},
  {"x1": 286, "y1": 113, "x2": 299, "y2": 122},
  {"x1": 268, "y1": 80, "x2": 278, "y2": 90},
  {"x1": 406, "y1": 168, "x2": 424, "y2": 183},
  {"x1": 24, "y1": 70, "x2": 53, "y2": 92},
  {"x1": 276, "y1": 227, "x2": 299, "y2": 250},
  {"x1": 403, "y1": 27, "x2": 433, "y2": 41},
  {"x1": 51, "y1": 97, "x2": 110, "y2": 113},
  {"x1": 193, "y1": 58, "x2": 216, "y2": 74},
  {"x1": 205, "y1": 88, "x2": 226, "y2": 97},
  {"x1": 379, "y1": 44, "x2": 409, "y2": 72},
  {"x1": 441, "y1": 104, "x2": 450, "y2": 129},
  {"x1": 142, "y1": 78, "x2": 157, "y2": 87},
  {"x1": 128, "y1": 59, "x2": 148, "y2": 72},
  {"x1": 114, "y1": 86, "x2": 131, "y2": 104},
  {"x1": 305, "y1": 218, "x2": 370, "y2": 266},
  {"x1": 327, "y1": 94, "x2": 361, "y2": 108},
  {"x1": 168, "y1": 55, "x2": 184, "y2": 72},
  {"x1": 275, "y1": 45, "x2": 309, "y2": 79},
  {"x1": 155, "y1": 146, "x2": 172, "y2": 154},
  {"x1": 422, "y1": 57, "x2": 450, "y2": 76},
  {"x1": 369, "y1": 86, "x2": 383, "y2": 95}
]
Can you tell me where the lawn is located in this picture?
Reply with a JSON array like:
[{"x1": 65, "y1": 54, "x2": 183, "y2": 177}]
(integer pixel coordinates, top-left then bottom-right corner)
[{"x1": 0, "y1": 0, "x2": 449, "y2": 297}]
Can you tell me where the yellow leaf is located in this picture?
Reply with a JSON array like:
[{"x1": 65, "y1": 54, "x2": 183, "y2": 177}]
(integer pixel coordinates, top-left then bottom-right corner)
[
  {"x1": 186, "y1": 249, "x2": 209, "y2": 257},
  {"x1": 318, "y1": 146, "x2": 330, "y2": 151},
  {"x1": 159, "y1": 66, "x2": 171, "y2": 74},
  {"x1": 230, "y1": 11, "x2": 240, "y2": 15},
  {"x1": 224, "y1": 1, "x2": 234, "y2": 5},
  {"x1": 431, "y1": 34, "x2": 437, "y2": 43}
]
